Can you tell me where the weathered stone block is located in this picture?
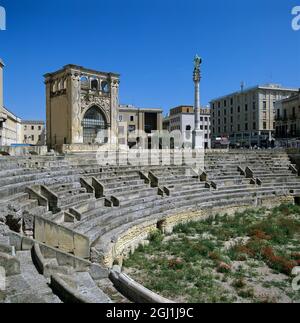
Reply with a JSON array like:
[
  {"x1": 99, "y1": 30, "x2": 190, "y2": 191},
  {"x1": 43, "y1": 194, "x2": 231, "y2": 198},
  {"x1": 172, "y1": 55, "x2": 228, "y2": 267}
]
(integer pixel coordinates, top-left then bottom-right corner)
[
  {"x1": 34, "y1": 216, "x2": 45, "y2": 243},
  {"x1": 73, "y1": 233, "x2": 90, "y2": 259},
  {"x1": 58, "y1": 227, "x2": 74, "y2": 253},
  {"x1": 89, "y1": 264, "x2": 109, "y2": 280},
  {"x1": 21, "y1": 236, "x2": 35, "y2": 251},
  {"x1": 45, "y1": 221, "x2": 59, "y2": 248},
  {"x1": 0, "y1": 252, "x2": 20, "y2": 276}
]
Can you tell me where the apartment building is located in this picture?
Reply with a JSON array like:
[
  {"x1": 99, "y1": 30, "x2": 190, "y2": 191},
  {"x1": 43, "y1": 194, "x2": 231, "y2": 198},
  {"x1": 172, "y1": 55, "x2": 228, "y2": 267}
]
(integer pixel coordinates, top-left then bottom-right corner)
[
  {"x1": 164, "y1": 105, "x2": 211, "y2": 149},
  {"x1": 118, "y1": 104, "x2": 163, "y2": 147},
  {"x1": 275, "y1": 90, "x2": 300, "y2": 138},
  {"x1": 210, "y1": 84, "x2": 298, "y2": 147},
  {"x1": 21, "y1": 120, "x2": 46, "y2": 145}
]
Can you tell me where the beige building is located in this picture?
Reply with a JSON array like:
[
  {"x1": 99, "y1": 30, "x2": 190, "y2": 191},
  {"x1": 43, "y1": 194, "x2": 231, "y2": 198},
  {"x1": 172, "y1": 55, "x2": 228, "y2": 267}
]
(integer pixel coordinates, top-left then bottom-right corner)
[
  {"x1": 21, "y1": 120, "x2": 46, "y2": 145},
  {"x1": 275, "y1": 91, "x2": 300, "y2": 138},
  {"x1": 45, "y1": 65, "x2": 120, "y2": 149},
  {"x1": 0, "y1": 107, "x2": 22, "y2": 146},
  {"x1": 119, "y1": 104, "x2": 163, "y2": 147},
  {"x1": 210, "y1": 84, "x2": 298, "y2": 147},
  {"x1": 164, "y1": 106, "x2": 211, "y2": 149}
]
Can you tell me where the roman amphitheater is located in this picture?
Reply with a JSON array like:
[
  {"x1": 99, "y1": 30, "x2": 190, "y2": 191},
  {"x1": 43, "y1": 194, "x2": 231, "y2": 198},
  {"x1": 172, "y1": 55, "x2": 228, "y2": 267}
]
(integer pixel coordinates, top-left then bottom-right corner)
[{"x1": 0, "y1": 149, "x2": 299, "y2": 303}]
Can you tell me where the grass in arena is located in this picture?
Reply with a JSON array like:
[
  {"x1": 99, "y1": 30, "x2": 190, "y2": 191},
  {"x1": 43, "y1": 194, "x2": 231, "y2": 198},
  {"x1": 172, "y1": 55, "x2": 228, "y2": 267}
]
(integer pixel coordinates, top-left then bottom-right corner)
[{"x1": 123, "y1": 204, "x2": 300, "y2": 303}]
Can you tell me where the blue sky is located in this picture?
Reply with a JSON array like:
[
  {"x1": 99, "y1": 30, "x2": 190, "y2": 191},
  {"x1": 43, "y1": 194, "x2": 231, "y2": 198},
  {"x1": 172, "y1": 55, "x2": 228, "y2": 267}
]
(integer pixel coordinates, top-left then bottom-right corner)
[{"x1": 0, "y1": 0, "x2": 299, "y2": 120}]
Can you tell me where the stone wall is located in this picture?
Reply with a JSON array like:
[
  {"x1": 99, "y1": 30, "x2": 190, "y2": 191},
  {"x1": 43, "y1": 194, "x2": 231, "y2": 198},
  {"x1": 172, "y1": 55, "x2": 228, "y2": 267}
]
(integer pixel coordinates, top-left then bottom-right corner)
[
  {"x1": 0, "y1": 145, "x2": 47, "y2": 156},
  {"x1": 34, "y1": 216, "x2": 90, "y2": 259},
  {"x1": 100, "y1": 195, "x2": 294, "y2": 268}
]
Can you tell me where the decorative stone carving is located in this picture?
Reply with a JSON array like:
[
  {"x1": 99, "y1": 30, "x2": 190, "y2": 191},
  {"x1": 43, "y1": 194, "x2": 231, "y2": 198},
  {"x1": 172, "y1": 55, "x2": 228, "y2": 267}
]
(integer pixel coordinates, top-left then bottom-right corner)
[
  {"x1": 80, "y1": 94, "x2": 111, "y2": 114},
  {"x1": 111, "y1": 79, "x2": 120, "y2": 89},
  {"x1": 71, "y1": 73, "x2": 82, "y2": 142}
]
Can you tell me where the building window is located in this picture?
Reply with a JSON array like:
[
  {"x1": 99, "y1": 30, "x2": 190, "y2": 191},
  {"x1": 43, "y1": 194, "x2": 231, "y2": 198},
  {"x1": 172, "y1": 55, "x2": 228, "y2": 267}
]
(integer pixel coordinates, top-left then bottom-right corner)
[
  {"x1": 263, "y1": 122, "x2": 267, "y2": 130},
  {"x1": 130, "y1": 116, "x2": 134, "y2": 122},
  {"x1": 230, "y1": 98, "x2": 233, "y2": 105},
  {"x1": 31, "y1": 135, "x2": 34, "y2": 141},
  {"x1": 81, "y1": 76, "x2": 89, "y2": 88},
  {"x1": 245, "y1": 104, "x2": 248, "y2": 112},
  {"x1": 224, "y1": 100, "x2": 227, "y2": 107},
  {"x1": 245, "y1": 123, "x2": 248, "y2": 131},
  {"x1": 253, "y1": 122, "x2": 256, "y2": 130},
  {"x1": 238, "y1": 106, "x2": 240, "y2": 113},
  {"x1": 82, "y1": 105, "x2": 108, "y2": 144},
  {"x1": 253, "y1": 102, "x2": 256, "y2": 110},
  {"x1": 24, "y1": 125, "x2": 27, "y2": 130},
  {"x1": 38, "y1": 126, "x2": 42, "y2": 131},
  {"x1": 238, "y1": 124, "x2": 240, "y2": 132},
  {"x1": 263, "y1": 101, "x2": 267, "y2": 110},
  {"x1": 31, "y1": 126, "x2": 34, "y2": 130},
  {"x1": 119, "y1": 115, "x2": 123, "y2": 122},
  {"x1": 91, "y1": 79, "x2": 99, "y2": 91},
  {"x1": 101, "y1": 81, "x2": 109, "y2": 93},
  {"x1": 186, "y1": 125, "x2": 191, "y2": 131}
]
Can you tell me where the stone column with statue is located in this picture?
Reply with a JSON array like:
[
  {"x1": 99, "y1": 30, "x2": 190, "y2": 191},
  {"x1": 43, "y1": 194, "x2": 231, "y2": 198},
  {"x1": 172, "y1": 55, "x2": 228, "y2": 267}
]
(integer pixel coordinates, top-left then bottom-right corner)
[{"x1": 192, "y1": 55, "x2": 204, "y2": 149}]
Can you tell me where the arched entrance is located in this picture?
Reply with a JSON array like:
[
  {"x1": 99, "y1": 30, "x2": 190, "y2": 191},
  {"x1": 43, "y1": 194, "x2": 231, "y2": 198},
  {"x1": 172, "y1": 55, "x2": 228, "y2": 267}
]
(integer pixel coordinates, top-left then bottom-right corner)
[{"x1": 82, "y1": 106, "x2": 108, "y2": 144}]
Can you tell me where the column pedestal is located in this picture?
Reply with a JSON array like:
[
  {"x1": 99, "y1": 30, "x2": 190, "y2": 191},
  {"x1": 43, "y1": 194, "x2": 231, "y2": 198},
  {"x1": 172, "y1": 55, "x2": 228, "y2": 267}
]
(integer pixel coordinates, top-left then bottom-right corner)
[{"x1": 192, "y1": 129, "x2": 204, "y2": 149}]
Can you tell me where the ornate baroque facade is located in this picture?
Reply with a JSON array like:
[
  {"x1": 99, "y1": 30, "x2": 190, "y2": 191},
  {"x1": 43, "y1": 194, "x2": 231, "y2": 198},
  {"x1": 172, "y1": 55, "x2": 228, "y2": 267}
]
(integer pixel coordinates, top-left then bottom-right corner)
[{"x1": 44, "y1": 65, "x2": 120, "y2": 149}]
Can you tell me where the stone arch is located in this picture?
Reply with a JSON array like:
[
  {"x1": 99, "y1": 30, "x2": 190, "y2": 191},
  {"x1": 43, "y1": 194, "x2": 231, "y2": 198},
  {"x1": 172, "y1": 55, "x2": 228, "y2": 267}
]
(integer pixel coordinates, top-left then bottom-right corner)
[
  {"x1": 52, "y1": 81, "x2": 57, "y2": 93},
  {"x1": 58, "y1": 79, "x2": 63, "y2": 91},
  {"x1": 63, "y1": 78, "x2": 67, "y2": 89},
  {"x1": 91, "y1": 78, "x2": 99, "y2": 91},
  {"x1": 101, "y1": 80, "x2": 109, "y2": 93},
  {"x1": 80, "y1": 76, "x2": 89, "y2": 88},
  {"x1": 82, "y1": 105, "x2": 109, "y2": 144}
]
